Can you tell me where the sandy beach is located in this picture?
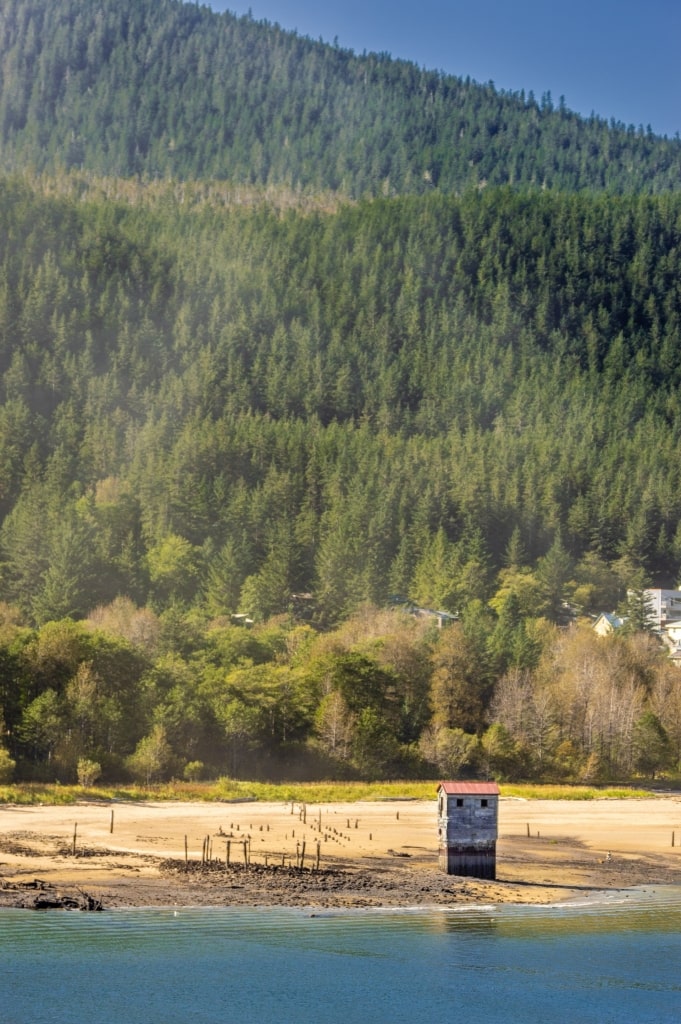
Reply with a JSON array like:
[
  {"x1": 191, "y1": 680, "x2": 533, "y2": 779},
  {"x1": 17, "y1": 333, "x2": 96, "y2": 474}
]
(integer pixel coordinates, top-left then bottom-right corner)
[{"x1": 2, "y1": 795, "x2": 680, "y2": 910}]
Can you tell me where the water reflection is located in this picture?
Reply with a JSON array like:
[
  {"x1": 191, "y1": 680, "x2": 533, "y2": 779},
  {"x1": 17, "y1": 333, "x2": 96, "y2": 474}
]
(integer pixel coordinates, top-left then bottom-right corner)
[{"x1": 428, "y1": 886, "x2": 681, "y2": 938}]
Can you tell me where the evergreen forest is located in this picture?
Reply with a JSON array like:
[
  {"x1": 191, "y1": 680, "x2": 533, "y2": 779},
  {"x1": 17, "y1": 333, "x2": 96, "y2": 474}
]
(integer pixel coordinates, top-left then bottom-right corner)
[
  {"x1": 1, "y1": 0, "x2": 680, "y2": 194},
  {"x1": 0, "y1": 0, "x2": 680, "y2": 787}
]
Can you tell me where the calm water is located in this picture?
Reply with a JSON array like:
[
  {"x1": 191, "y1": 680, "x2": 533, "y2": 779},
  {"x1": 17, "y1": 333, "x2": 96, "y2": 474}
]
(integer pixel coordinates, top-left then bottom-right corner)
[{"x1": 2, "y1": 888, "x2": 680, "y2": 1024}]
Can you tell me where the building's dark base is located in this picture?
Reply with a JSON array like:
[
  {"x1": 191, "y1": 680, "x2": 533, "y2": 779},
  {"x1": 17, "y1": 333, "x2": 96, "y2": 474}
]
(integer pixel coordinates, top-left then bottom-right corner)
[{"x1": 438, "y1": 844, "x2": 496, "y2": 880}]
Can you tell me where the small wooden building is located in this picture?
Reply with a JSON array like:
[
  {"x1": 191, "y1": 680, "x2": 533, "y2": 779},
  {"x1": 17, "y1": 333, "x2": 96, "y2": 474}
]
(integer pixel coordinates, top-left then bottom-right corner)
[{"x1": 437, "y1": 781, "x2": 500, "y2": 879}]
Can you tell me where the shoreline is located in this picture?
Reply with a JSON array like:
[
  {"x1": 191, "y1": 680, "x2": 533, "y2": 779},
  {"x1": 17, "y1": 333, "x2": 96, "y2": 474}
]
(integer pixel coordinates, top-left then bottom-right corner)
[{"x1": 2, "y1": 796, "x2": 680, "y2": 911}]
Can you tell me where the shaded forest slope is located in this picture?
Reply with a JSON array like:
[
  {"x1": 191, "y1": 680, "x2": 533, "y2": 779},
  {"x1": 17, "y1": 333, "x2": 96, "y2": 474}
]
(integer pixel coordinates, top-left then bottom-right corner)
[{"x1": 0, "y1": 178, "x2": 680, "y2": 624}]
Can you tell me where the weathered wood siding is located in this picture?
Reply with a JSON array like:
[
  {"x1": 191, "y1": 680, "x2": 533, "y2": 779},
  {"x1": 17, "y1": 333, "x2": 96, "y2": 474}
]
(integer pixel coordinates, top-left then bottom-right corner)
[{"x1": 437, "y1": 788, "x2": 499, "y2": 880}]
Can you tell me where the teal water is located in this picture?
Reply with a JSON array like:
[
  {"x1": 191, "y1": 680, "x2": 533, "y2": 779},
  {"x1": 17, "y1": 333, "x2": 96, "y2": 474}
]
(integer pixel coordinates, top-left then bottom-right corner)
[{"x1": 2, "y1": 888, "x2": 680, "y2": 1023}]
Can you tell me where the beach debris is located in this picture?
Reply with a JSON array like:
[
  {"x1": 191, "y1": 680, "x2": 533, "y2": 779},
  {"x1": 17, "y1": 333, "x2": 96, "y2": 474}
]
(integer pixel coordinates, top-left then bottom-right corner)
[{"x1": 0, "y1": 877, "x2": 103, "y2": 911}]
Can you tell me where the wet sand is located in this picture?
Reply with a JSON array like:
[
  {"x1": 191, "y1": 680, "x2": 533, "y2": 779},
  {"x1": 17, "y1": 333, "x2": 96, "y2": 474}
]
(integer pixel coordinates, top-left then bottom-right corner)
[{"x1": 1, "y1": 795, "x2": 680, "y2": 909}]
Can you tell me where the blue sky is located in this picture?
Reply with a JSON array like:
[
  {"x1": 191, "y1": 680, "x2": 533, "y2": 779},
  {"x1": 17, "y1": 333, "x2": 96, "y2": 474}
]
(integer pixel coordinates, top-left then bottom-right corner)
[{"x1": 208, "y1": 1, "x2": 680, "y2": 139}]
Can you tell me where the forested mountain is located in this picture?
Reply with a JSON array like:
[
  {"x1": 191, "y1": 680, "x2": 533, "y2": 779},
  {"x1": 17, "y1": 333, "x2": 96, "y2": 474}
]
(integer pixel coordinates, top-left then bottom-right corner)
[
  {"x1": 0, "y1": 2, "x2": 680, "y2": 786},
  {"x1": 0, "y1": 175, "x2": 678, "y2": 784},
  {"x1": 0, "y1": 0, "x2": 680, "y2": 195},
  {"x1": 1, "y1": 176, "x2": 680, "y2": 627}
]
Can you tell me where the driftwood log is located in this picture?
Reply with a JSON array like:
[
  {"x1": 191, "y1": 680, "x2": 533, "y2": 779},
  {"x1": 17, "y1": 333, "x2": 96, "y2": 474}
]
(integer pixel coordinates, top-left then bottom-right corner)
[{"x1": 0, "y1": 877, "x2": 103, "y2": 911}]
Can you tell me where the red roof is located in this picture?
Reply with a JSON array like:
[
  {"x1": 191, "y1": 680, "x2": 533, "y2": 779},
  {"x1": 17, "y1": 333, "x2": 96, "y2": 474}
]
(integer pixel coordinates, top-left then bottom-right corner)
[{"x1": 438, "y1": 781, "x2": 500, "y2": 795}]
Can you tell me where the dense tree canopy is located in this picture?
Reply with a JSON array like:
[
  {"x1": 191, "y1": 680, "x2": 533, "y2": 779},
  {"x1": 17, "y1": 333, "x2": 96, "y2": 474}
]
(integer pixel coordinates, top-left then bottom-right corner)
[
  {"x1": 0, "y1": 0, "x2": 680, "y2": 195},
  {"x1": 1, "y1": 605, "x2": 680, "y2": 784},
  {"x1": 0, "y1": 1, "x2": 680, "y2": 786},
  {"x1": 1, "y1": 178, "x2": 681, "y2": 630}
]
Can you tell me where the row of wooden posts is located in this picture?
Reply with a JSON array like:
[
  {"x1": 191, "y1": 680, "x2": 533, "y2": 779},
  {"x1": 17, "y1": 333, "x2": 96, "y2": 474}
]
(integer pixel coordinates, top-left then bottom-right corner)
[
  {"x1": 71, "y1": 809, "x2": 115, "y2": 856},
  {"x1": 292, "y1": 801, "x2": 363, "y2": 831},
  {"x1": 192, "y1": 833, "x2": 321, "y2": 871},
  {"x1": 67, "y1": 810, "x2": 681, "y2": 860},
  {"x1": 69, "y1": 804, "x2": 369, "y2": 866}
]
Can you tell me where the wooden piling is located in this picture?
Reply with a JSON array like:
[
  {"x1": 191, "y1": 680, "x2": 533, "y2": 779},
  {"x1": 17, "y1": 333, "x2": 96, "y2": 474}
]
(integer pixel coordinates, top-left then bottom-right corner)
[
  {"x1": 184, "y1": 835, "x2": 188, "y2": 869},
  {"x1": 72, "y1": 823, "x2": 78, "y2": 857},
  {"x1": 110, "y1": 809, "x2": 114, "y2": 834}
]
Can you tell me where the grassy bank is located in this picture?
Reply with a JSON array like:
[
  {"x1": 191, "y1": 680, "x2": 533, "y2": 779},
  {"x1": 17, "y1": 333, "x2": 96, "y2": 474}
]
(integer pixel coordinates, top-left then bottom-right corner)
[{"x1": 0, "y1": 780, "x2": 660, "y2": 806}]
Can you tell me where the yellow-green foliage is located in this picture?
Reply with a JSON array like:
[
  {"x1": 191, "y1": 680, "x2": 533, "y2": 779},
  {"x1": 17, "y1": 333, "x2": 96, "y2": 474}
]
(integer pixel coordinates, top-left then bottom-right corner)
[
  {"x1": 0, "y1": 747, "x2": 16, "y2": 784},
  {"x1": 0, "y1": 779, "x2": 658, "y2": 806},
  {"x1": 211, "y1": 779, "x2": 439, "y2": 803},
  {"x1": 0, "y1": 783, "x2": 177, "y2": 805},
  {"x1": 501, "y1": 784, "x2": 652, "y2": 800}
]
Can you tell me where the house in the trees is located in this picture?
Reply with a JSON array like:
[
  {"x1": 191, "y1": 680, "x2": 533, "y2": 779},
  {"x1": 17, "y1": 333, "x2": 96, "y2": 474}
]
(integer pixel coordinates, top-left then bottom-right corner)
[
  {"x1": 642, "y1": 589, "x2": 681, "y2": 632},
  {"x1": 661, "y1": 620, "x2": 681, "y2": 665},
  {"x1": 437, "y1": 781, "x2": 500, "y2": 879},
  {"x1": 594, "y1": 589, "x2": 681, "y2": 639},
  {"x1": 388, "y1": 595, "x2": 457, "y2": 628},
  {"x1": 592, "y1": 611, "x2": 625, "y2": 636}
]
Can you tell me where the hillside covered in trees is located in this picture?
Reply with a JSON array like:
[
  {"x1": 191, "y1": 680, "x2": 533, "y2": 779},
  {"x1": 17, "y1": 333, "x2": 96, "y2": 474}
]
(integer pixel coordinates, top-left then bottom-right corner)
[
  {"x1": 0, "y1": 175, "x2": 679, "y2": 784},
  {"x1": 0, "y1": 1, "x2": 680, "y2": 786},
  {"x1": 1, "y1": 0, "x2": 680, "y2": 194}
]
